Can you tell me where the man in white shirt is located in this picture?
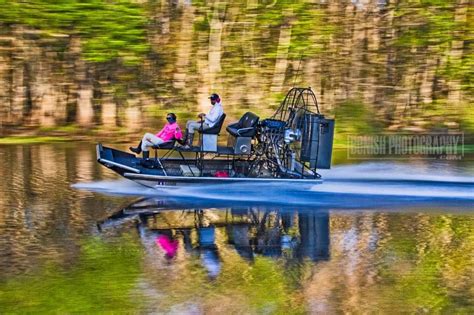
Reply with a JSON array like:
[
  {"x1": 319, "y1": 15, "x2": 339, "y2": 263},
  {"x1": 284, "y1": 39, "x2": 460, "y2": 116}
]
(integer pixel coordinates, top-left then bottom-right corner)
[{"x1": 184, "y1": 93, "x2": 224, "y2": 147}]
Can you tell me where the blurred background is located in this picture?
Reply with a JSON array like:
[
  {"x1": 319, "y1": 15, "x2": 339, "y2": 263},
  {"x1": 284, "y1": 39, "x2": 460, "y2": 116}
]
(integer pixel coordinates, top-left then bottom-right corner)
[
  {"x1": 0, "y1": 0, "x2": 472, "y2": 145},
  {"x1": 0, "y1": 2, "x2": 473, "y2": 312}
]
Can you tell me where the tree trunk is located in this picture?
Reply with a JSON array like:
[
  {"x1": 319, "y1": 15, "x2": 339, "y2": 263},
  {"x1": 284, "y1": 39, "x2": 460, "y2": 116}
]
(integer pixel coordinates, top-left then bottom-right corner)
[
  {"x1": 9, "y1": 29, "x2": 26, "y2": 125},
  {"x1": 173, "y1": 2, "x2": 195, "y2": 89},
  {"x1": 0, "y1": 38, "x2": 11, "y2": 130},
  {"x1": 270, "y1": 8, "x2": 293, "y2": 93},
  {"x1": 76, "y1": 86, "x2": 94, "y2": 126},
  {"x1": 101, "y1": 85, "x2": 117, "y2": 128},
  {"x1": 194, "y1": 22, "x2": 210, "y2": 114},
  {"x1": 208, "y1": 2, "x2": 225, "y2": 86},
  {"x1": 243, "y1": 15, "x2": 264, "y2": 113},
  {"x1": 37, "y1": 82, "x2": 56, "y2": 127},
  {"x1": 418, "y1": 48, "x2": 437, "y2": 105},
  {"x1": 70, "y1": 37, "x2": 94, "y2": 127},
  {"x1": 124, "y1": 95, "x2": 143, "y2": 132},
  {"x1": 447, "y1": 0, "x2": 468, "y2": 106}
]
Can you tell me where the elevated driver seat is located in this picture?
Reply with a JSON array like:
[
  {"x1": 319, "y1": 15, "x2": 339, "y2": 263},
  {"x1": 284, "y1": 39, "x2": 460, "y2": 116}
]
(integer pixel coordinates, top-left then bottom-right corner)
[{"x1": 198, "y1": 113, "x2": 226, "y2": 152}]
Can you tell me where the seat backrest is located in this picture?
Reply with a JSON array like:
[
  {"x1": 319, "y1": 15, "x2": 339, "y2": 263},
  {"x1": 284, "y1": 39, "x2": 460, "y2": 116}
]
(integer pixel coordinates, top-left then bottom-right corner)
[
  {"x1": 214, "y1": 113, "x2": 226, "y2": 132},
  {"x1": 240, "y1": 112, "x2": 259, "y2": 128},
  {"x1": 200, "y1": 113, "x2": 226, "y2": 134}
]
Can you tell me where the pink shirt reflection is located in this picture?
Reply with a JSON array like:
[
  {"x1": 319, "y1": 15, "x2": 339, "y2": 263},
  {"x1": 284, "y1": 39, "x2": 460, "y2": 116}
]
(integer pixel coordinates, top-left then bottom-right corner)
[{"x1": 155, "y1": 235, "x2": 178, "y2": 258}]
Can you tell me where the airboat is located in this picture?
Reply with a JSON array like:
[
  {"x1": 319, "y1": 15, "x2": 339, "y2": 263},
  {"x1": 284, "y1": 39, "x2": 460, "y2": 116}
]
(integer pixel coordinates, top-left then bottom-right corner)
[{"x1": 96, "y1": 87, "x2": 335, "y2": 188}]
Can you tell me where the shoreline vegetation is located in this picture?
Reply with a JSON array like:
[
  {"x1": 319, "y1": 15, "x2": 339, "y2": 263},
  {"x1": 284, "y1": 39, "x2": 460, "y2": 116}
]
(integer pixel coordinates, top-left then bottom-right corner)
[{"x1": 1, "y1": 128, "x2": 473, "y2": 155}]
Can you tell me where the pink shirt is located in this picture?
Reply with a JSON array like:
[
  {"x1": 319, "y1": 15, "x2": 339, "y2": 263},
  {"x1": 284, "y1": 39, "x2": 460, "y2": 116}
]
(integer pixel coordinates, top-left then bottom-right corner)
[{"x1": 156, "y1": 122, "x2": 183, "y2": 142}]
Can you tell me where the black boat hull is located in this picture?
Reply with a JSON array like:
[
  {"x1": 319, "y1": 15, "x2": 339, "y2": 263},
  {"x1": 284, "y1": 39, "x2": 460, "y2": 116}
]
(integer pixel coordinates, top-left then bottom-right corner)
[{"x1": 96, "y1": 144, "x2": 323, "y2": 188}]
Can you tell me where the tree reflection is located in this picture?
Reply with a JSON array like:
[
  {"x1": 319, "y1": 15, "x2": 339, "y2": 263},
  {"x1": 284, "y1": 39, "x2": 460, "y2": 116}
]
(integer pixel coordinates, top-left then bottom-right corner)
[{"x1": 96, "y1": 198, "x2": 474, "y2": 313}]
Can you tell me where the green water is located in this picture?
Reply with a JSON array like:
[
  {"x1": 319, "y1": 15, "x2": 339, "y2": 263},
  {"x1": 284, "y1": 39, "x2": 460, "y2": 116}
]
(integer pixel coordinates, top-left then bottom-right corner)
[{"x1": 0, "y1": 143, "x2": 473, "y2": 313}]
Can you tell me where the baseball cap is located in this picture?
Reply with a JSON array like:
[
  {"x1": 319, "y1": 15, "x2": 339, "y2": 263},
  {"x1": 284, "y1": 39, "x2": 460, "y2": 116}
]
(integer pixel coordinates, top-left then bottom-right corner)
[{"x1": 209, "y1": 93, "x2": 220, "y2": 100}]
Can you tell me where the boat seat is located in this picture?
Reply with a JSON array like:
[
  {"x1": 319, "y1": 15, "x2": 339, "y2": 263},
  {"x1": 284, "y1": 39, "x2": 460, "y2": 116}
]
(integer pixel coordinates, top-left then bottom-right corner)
[
  {"x1": 148, "y1": 140, "x2": 177, "y2": 174},
  {"x1": 226, "y1": 112, "x2": 259, "y2": 138},
  {"x1": 197, "y1": 113, "x2": 226, "y2": 152},
  {"x1": 226, "y1": 112, "x2": 259, "y2": 154},
  {"x1": 198, "y1": 113, "x2": 226, "y2": 135},
  {"x1": 151, "y1": 140, "x2": 176, "y2": 150}
]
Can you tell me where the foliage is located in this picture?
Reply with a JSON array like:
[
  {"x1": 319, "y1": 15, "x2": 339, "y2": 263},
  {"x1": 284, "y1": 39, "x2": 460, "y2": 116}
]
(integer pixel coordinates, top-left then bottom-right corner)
[
  {"x1": 460, "y1": 104, "x2": 474, "y2": 134},
  {"x1": 334, "y1": 99, "x2": 382, "y2": 147},
  {"x1": 394, "y1": 0, "x2": 473, "y2": 95},
  {"x1": 288, "y1": 3, "x2": 334, "y2": 58},
  {"x1": 0, "y1": 0, "x2": 472, "y2": 137},
  {"x1": 0, "y1": 0, "x2": 149, "y2": 64},
  {"x1": 394, "y1": 0, "x2": 458, "y2": 47},
  {"x1": 255, "y1": 0, "x2": 334, "y2": 60}
]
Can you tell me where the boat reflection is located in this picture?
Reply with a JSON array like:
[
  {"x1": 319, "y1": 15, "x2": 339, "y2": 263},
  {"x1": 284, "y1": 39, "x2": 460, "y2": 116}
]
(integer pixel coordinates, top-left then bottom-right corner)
[{"x1": 98, "y1": 198, "x2": 330, "y2": 278}]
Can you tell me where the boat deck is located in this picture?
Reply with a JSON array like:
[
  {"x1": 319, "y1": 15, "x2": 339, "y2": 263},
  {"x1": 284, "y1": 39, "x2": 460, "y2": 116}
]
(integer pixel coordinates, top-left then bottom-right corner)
[{"x1": 97, "y1": 144, "x2": 240, "y2": 176}]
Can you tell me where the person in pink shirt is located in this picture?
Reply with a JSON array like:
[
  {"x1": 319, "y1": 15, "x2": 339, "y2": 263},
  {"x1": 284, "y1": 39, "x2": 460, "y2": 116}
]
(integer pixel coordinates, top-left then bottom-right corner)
[{"x1": 129, "y1": 113, "x2": 183, "y2": 159}]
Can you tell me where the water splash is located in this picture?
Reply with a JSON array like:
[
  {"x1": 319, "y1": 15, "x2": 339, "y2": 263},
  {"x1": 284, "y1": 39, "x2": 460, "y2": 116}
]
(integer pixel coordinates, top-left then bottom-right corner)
[
  {"x1": 73, "y1": 180, "x2": 157, "y2": 196},
  {"x1": 319, "y1": 162, "x2": 474, "y2": 183}
]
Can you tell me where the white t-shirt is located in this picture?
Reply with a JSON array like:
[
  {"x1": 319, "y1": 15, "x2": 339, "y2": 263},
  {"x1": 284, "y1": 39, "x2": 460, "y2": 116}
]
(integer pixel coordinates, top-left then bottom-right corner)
[{"x1": 205, "y1": 102, "x2": 224, "y2": 127}]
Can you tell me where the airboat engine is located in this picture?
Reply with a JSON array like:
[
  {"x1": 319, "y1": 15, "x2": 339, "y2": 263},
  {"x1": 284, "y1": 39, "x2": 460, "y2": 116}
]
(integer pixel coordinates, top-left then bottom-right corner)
[{"x1": 252, "y1": 87, "x2": 335, "y2": 179}]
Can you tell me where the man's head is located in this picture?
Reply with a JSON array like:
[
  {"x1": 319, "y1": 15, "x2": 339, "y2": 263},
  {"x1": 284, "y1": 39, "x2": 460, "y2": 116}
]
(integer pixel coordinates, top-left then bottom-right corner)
[
  {"x1": 209, "y1": 93, "x2": 220, "y2": 105},
  {"x1": 166, "y1": 113, "x2": 177, "y2": 123}
]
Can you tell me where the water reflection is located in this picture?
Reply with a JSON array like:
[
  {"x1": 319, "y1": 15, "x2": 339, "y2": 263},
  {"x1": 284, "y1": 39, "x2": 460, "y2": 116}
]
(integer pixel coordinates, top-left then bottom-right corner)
[
  {"x1": 0, "y1": 143, "x2": 133, "y2": 278},
  {"x1": 93, "y1": 198, "x2": 474, "y2": 313},
  {"x1": 0, "y1": 143, "x2": 473, "y2": 313},
  {"x1": 99, "y1": 198, "x2": 331, "y2": 279}
]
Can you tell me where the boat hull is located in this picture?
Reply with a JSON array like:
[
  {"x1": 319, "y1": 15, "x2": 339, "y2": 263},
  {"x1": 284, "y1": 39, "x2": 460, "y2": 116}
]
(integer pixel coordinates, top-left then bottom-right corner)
[
  {"x1": 123, "y1": 172, "x2": 322, "y2": 188},
  {"x1": 96, "y1": 144, "x2": 323, "y2": 188}
]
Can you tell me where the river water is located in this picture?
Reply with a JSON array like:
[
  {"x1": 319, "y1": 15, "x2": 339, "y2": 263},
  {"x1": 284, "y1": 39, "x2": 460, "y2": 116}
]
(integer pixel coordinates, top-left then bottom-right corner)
[{"x1": 0, "y1": 143, "x2": 473, "y2": 313}]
